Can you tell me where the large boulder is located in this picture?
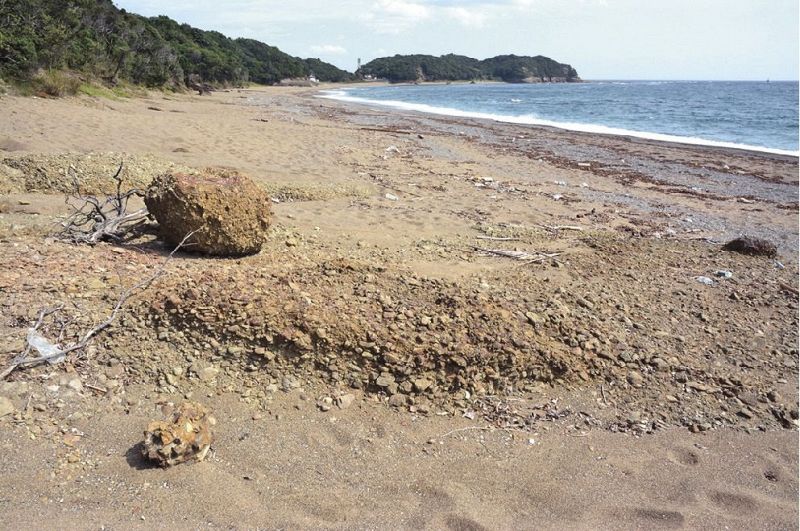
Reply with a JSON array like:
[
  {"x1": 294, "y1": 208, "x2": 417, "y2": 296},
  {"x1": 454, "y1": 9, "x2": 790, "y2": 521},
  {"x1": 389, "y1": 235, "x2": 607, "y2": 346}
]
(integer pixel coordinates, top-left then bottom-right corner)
[{"x1": 145, "y1": 169, "x2": 272, "y2": 256}]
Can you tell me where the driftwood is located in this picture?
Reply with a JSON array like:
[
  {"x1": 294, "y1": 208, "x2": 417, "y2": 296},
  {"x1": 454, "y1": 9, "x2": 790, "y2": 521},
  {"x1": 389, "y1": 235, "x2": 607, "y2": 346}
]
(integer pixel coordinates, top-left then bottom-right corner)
[
  {"x1": 359, "y1": 127, "x2": 417, "y2": 135},
  {"x1": 476, "y1": 236, "x2": 519, "y2": 242},
  {"x1": 538, "y1": 224, "x2": 584, "y2": 232},
  {"x1": 0, "y1": 232, "x2": 195, "y2": 380},
  {"x1": 473, "y1": 247, "x2": 561, "y2": 263},
  {"x1": 187, "y1": 75, "x2": 214, "y2": 96},
  {"x1": 57, "y1": 162, "x2": 149, "y2": 244}
]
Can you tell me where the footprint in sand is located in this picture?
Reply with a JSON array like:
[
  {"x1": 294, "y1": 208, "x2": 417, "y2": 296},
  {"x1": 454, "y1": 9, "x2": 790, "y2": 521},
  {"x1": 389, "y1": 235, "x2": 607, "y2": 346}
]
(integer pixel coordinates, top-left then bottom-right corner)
[
  {"x1": 667, "y1": 447, "x2": 700, "y2": 466},
  {"x1": 632, "y1": 508, "x2": 686, "y2": 529},
  {"x1": 707, "y1": 490, "x2": 759, "y2": 513},
  {"x1": 444, "y1": 514, "x2": 488, "y2": 531}
]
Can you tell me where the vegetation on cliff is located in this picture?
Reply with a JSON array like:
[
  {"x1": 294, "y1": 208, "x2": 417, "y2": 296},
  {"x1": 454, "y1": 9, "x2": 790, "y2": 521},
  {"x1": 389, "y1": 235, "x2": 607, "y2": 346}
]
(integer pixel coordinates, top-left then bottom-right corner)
[
  {"x1": 0, "y1": 0, "x2": 354, "y2": 92},
  {"x1": 358, "y1": 54, "x2": 580, "y2": 83}
]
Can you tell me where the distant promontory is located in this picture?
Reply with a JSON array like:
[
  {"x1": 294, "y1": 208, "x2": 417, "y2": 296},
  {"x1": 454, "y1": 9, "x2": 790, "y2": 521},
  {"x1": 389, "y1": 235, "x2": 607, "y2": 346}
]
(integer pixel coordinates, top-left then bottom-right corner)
[{"x1": 357, "y1": 54, "x2": 580, "y2": 84}]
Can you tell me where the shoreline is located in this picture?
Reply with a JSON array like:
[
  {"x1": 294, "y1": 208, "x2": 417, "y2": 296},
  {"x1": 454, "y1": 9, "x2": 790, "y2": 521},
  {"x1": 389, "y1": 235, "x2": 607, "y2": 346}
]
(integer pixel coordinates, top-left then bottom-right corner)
[{"x1": 315, "y1": 85, "x2": 800, "y2": 159}]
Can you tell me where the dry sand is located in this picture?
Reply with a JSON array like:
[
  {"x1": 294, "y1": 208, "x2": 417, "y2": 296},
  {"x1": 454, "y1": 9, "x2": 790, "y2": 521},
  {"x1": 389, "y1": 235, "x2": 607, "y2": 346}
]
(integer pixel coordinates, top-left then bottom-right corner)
[{"x1": 0, "y1": 86, "x2": 797, "y2": 529}]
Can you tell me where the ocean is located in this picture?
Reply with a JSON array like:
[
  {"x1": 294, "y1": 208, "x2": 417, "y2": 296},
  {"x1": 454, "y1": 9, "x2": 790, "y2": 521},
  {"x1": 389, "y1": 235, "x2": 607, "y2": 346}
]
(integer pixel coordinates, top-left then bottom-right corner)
[{"x1": 320, "y1": 81, "x2": 799, "y2": 156}]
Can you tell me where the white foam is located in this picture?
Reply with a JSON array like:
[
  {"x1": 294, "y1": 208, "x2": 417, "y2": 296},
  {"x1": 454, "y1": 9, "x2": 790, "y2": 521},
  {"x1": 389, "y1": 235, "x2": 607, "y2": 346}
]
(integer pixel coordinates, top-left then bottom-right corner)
[{"x1": 318, "y1": 89, "x2": 800, "y2": 157}]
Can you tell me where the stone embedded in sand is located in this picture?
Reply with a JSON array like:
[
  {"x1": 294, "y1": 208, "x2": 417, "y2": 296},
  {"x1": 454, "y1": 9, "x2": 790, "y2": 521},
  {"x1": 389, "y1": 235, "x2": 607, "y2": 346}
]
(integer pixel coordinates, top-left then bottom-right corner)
[
  {"x1": 145, "y1": 169, "x2": 272, "y2": 256},
  {"x1": 722, "y1": 236, "x2": 777, "y2": 258},
  {"x1": 142, "y1": 401, "x2": 215, "y2": 467}
]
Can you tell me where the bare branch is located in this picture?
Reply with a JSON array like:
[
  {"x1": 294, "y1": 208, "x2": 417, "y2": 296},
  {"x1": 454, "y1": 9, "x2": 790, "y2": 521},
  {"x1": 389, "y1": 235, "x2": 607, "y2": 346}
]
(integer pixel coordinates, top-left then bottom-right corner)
[
  {"x1": 1, "y1": 231, "x2": 197, "y2": 380},
  {"x1": 56, "y1": 162, "x2": 149, "y2": 244}
]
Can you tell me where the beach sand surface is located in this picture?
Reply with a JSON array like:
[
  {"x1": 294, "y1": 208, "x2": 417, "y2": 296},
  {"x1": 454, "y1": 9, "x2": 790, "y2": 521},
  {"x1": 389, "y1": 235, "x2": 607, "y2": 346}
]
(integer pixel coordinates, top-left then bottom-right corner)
[{"x1": 0, "y1": 86, "x2": 797, "y2": 529}]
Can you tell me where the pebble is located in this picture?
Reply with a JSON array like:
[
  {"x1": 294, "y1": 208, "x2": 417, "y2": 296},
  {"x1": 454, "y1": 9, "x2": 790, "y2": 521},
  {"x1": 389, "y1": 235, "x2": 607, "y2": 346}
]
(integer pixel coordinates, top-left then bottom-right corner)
[
  {"x1": 413, "y1": 378, "x2": 433, "y2": 392},
  {"x1": 336, "y1": 393, "x2": 355, "y2": 409},
  {"x1": 626, "y1": 371, "x2": 644, "y2": 387},
  {"x1": 388, "y1": 394, "x2": 408, "y2": 407},
  {"x1": 67, "y1": 378, "x2": 84, "y2": 393},
  {"x1": 376, "y1": 374, "x2": 395, "y2": 388},
  {"x1": 317, "y1": 396, "x2": 333, "y2": 412},
  {"x1": 281, "y1": 376, "x2": 300, "y2": 391},
  {"x1": 197, "y1": 366, "x2": 220, "y2": 382}
]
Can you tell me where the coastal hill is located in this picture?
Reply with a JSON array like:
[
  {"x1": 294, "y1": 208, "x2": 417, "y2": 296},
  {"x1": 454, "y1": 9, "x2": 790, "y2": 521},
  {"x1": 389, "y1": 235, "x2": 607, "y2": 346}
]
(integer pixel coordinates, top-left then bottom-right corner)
[
  {"x1": 358, "y1": 53, "x2": 580, "y2": 83},
  {"x1": 0, "y1": 0, "x2": 354, "y2": 90}
]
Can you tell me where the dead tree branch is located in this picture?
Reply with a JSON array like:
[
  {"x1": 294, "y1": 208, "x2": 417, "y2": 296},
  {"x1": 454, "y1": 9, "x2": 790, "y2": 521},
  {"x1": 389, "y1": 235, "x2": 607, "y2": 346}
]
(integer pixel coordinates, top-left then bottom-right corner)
[
  {"x1": 57, "y1": 162, "x2": 150, "y2": 244},
  {"x1": 1, "y1": 232, "x2": 197, "y2": 380}
]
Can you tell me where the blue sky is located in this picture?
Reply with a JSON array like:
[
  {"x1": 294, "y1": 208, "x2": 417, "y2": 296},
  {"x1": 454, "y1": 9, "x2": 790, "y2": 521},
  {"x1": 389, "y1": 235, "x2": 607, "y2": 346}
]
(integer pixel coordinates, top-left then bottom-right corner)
[{"x1": 115, "y1": 0, "x2": 799, "y2": 80}]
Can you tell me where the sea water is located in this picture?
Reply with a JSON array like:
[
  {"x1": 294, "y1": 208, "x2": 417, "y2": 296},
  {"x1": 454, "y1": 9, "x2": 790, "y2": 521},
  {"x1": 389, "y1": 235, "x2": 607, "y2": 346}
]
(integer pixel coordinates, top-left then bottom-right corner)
[{"x1": 320, "y1": 81, "x2": 799, "y2": 156}]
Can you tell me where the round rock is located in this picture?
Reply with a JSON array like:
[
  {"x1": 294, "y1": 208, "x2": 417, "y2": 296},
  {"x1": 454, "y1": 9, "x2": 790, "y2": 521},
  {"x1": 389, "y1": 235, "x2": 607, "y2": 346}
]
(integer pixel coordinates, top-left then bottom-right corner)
[{"x1": 145, "y1": 169, "x2": 272, "y2": 256}]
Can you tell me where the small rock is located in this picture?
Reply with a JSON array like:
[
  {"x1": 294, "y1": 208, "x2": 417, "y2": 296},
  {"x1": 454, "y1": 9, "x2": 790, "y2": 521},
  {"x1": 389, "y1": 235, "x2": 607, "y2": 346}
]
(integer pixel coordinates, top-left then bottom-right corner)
[
  {"x1": 376, "y1": 374, "x2": 395, "y2": 388},
  {"x1": 281, "y1": 376, "x2": 300, "y2": 391},
  {"x1": 737, "y1": 408, "x2": 754, "y2": 419},
  {"x1": 525, "y1": 312, "x2": 543, "y2": 326},
  {"x1": 695, "y1": 276, "x2": 714, "y2": 286},
  {"x1": 317, "y1": 396, "x2": 333, "y2": 412},
  {"x1": 626, "y1": 371, "x2": 644, "y2": 387},
  {"x1": 67, "y1": 379, "x2": 83, "y2": 393},
  {"x1": 388, "y1": 394, "x2": 408, "y2": 407},
  {"x1": 197, "y1": 366, "x2": 220, "y2": 382},
  {"x1": 336, "y1": 393, "x2": 355, "y2": 409},
  {"x1": 714, "y1": 270, "x2": 733, "y2": 279},
  {"x1": 385, "y1": 193, "x2": 398, "y2": 201},
  {"x1": 686, "y1": 381, "x2": 715, "y2": 393},
  {"x1": 413, "y1": 378, "x2": 433, "y2": 392}
]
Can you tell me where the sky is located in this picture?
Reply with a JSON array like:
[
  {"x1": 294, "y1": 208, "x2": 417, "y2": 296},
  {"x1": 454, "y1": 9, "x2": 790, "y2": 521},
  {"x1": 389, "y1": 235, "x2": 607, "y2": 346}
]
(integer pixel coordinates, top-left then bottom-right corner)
[{"x1": 115, "y1": 0, "x2": 799, "y2": 80}]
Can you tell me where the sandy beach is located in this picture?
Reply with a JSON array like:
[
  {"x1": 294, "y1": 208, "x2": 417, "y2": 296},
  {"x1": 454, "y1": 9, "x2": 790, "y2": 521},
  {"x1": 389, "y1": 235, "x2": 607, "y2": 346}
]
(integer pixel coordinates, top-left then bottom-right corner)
[{"x1": 0, "y1": 86, "x2": 797, "y2": 529}]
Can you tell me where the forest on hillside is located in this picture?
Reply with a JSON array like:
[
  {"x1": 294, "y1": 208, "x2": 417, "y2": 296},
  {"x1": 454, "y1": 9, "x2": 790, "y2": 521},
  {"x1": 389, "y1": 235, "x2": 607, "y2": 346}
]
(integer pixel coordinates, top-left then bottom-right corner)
[
  {"x1": 358, "y1": 54, "x2": 580, "y2": 83},
  {"x1": 0, "y1": 0, "x2": 354, "y2": 90}
]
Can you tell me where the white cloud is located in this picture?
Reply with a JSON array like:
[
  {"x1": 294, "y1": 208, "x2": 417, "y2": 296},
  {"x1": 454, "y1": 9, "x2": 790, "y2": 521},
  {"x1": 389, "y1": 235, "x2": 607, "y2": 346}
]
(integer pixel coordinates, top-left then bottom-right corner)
[
  {"x1": 363, "y1": 0, "x2": 432, "y2": 33},
  {"x1": 444, "y1": 6, "x2": 488, "y2": 28},
  {"x1": 310, "y1": 44, "x2": 348, "y2": 55},
  {"x1": 379, "y1": 0, "x2": 431, "y2": 19}
]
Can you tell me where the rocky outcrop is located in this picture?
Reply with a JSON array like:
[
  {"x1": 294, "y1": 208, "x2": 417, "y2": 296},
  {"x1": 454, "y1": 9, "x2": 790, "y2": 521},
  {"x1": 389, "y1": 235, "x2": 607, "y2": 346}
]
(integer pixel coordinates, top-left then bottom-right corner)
[{"x1": 145, "y1": 169, "x2": 272, "y2": 256}]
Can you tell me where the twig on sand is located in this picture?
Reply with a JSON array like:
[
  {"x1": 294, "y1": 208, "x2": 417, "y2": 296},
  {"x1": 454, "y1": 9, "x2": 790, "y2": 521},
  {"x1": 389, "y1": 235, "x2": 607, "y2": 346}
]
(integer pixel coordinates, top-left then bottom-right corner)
[
  {"x1": 85, "y1": 383, "x2": 109, "y2": 394},
  {"x1": 476, "y1": 236, "x2": 519, "y2": 242},
  {"x1": 439, "y1": 426, "x2": 494, "y2": 438},
  {"x1": 779, "y1": 282, "x2": 799, "y2": 296},
  {"x1": 538, "y1": 224, "x2": 584, "y2": 232},
  {"x1": 359, "y1": 127, "x2": 417, "y2": 135},
  {"x1": 1, "y1": 231, "x2": 196, "y2": 380},
  {"x1": 472, "y1": 247, "x2": 561, "y2": 263}
]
